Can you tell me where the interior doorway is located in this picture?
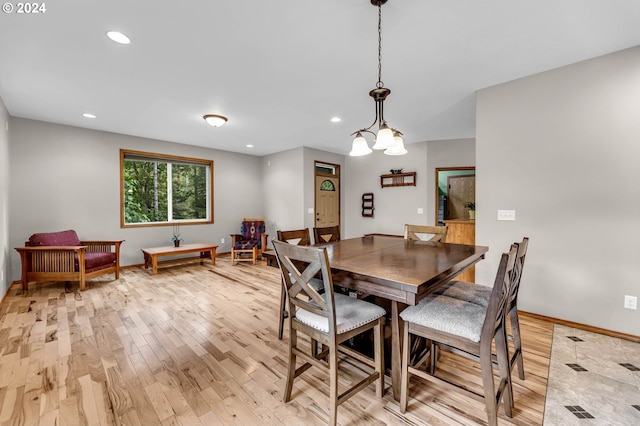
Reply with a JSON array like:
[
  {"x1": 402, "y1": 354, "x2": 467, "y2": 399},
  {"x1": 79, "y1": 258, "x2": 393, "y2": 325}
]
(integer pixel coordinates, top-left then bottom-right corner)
[
  {"x1": 435, "y1": 167, "x2": 475, "y2": 225},
  {"x1": 314, "y1": 161, "x2": 340, "y2": 229}
]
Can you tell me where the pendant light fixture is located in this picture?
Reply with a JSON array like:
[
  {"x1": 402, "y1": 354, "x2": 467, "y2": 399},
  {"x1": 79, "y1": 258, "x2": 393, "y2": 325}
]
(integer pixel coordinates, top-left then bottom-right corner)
[{"x1": 349, "y1": 0, "x2": 407, "y2": 157}]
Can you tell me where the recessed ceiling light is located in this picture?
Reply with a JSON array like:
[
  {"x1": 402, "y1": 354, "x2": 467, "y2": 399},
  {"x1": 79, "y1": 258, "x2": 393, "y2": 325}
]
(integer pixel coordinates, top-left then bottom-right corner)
[
  {"x1": 82, "y1": 113, "x2": 97, "y2": 119},
  {"x1": 330, "y1": 117, "x2": 341, "y2": 123},
  {"x1": 106, "y1": 31, "x2": 131, "y2": 45},
  {"x1": 203, "y1": 114, "x2": 227, "y2": 127},
  {"x1": 246, "y1": 144, "x2": 254, "y2": 148}
]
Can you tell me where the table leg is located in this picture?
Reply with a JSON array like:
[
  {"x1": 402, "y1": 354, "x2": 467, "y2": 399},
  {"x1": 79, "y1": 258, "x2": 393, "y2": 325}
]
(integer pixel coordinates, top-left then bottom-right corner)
[
  {"x1": 152, "y1": 255, "x2": 158, "y2": 275},
  {"x1": 211, "y1": 248, "x2": 216, "y2": 265},
  {"x1": 391, "y1": 300, "x2": 405, "y2": 401}
]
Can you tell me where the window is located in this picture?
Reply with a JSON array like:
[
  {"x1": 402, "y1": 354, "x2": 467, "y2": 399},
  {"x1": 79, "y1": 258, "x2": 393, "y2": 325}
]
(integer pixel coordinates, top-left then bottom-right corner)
[
  {"x1": 320, "y1": 179, "x2": 335, "y2": 191},
  {"x1": 120, "y1": 149, "x2": 214, "y2": 227}
]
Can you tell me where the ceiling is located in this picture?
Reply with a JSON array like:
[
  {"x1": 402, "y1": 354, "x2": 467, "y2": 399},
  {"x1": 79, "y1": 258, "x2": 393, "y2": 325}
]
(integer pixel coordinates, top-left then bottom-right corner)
[{"x1": 1, "y1": 1, "x2": 640, "y2": 157}]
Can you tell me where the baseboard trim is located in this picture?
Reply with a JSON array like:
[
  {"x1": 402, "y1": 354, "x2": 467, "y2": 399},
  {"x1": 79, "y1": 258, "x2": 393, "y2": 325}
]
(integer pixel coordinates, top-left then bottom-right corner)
[{"x1": 520, "y1": 310, "x2": 640, "y2": 343}]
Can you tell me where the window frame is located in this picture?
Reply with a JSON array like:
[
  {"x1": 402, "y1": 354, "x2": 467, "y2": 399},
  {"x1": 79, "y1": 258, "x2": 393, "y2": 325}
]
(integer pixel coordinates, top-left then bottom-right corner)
[{"x1": 120, "y1": 149, "x2": 214, "y2": 228}]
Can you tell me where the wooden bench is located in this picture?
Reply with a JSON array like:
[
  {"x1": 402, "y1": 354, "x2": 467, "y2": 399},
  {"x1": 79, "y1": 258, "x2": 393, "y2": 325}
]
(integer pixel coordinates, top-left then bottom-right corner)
[{"x1": 141, "y1": 243, "x2": 218, "y2": 275}]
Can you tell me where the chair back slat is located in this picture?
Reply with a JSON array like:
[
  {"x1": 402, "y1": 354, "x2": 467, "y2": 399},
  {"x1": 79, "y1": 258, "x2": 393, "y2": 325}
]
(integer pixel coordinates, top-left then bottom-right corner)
[
  {"x1": 313, "y1": 226, "x2": 340, "y2": 244},
  {"x1": 404, "y1": 224, "x2": 448, "y2": 242},
  {"x1": 482, "y1": 245, "x2": 517, "y2": 344},
  {"x1": 508, "y1": 237, "x2": 529, "y2": 309},
  {"x1": 277, "y1": 229, "x2": 311, "y2": 246}
]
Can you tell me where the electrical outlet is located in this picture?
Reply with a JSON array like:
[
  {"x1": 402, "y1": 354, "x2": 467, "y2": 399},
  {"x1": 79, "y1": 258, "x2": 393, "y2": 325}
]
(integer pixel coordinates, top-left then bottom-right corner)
[
  {"x1": 497, "y1": 210, "x2": 516, "y2": 221},
  {"x1": 624, "y1": 295, "x2": 637, "y2": 310},
  {"x1": 221, "y1": 238, "x2": 225, "y2": 244}
]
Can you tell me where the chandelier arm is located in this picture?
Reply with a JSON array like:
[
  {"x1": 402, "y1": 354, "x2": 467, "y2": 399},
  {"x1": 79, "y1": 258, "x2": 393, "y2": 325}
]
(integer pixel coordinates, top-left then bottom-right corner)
[{"x1": 351, "y1": 129, "x2": 377, "y2": 138}]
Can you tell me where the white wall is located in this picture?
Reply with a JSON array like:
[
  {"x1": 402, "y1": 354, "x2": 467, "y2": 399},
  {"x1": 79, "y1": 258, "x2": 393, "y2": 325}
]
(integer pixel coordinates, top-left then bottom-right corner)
[
  {"x1": 476, "y1": 46, "x2": 640, "y2": 335},
  {"x1": 261, "y1": 147, "x2": 305, "y2": 243},
  {"x1": 0, "y1": 98, "x2": 9, "y2": 295},
  {"x1": 344, "y1": 143, "x2": 429, "y2": 238},
  {"x1": 8, "y1": 118, "x2": 263, "y2": 281}
]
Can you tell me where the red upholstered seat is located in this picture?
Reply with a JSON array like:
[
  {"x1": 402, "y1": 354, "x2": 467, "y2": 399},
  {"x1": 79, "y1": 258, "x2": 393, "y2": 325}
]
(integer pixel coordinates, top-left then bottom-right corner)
[{"x1": 84, "y1": 252, "x2": 117, "y2": 271}]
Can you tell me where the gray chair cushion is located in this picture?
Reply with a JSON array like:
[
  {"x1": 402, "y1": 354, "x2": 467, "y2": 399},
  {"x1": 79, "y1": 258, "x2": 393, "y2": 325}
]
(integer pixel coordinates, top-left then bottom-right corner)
[
  {"x1": 399, "y1": 294, "x2": 487, "y2": 342},
  {"x1": 296, "y1": 293, "x2": 386, "y2": 335},
  {"x1": 309, "y1": 277, "x2": 324, "y2": 292},
  {"x1": 433, "y1": 280, "x2": 491, "y2": 308}
]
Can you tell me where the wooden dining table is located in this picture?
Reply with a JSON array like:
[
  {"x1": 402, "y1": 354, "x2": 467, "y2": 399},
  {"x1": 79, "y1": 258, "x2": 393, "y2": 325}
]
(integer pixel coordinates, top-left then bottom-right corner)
[{"x1": 265, "y1": 234, "x2": 489, "y2": 401}]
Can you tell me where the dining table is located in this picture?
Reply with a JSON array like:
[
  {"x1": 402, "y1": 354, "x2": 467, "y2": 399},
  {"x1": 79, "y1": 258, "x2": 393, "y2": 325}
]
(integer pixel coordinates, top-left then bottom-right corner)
[{"x1": 265, "y1": 234, "x2": 489, "y2": 401}]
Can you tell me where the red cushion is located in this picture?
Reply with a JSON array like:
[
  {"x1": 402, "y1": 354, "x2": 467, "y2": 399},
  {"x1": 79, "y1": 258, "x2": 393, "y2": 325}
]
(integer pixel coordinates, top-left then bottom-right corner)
[
  {"x1": 83, "y1": 252, "x2": 117, "y2": 271},
  {"x1": 29, "y1": 230, "x2": 81, "y2": 246},
  {"x1": 234, "y1": 240, "x2": 259, "y2": 250}
]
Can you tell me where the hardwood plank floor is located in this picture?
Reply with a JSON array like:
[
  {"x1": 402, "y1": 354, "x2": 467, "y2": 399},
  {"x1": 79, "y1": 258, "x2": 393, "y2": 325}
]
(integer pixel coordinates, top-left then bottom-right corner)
[{"x1": 0, "y1": 258, "x2": 552, "y2": 425}]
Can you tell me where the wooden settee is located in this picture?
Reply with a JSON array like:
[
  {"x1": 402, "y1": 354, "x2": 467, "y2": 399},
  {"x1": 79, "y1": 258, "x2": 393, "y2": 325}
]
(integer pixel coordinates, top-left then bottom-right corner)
[{"x1": 15, "y1": 229, "x2": 124, "y2": 291}]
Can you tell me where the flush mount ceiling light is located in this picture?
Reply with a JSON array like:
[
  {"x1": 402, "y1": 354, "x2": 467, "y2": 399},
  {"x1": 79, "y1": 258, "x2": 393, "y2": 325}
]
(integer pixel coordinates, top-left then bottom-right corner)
[
  {"x1": 203, "y1": 114, "x2": 228, "y2": 127},
  {"x1": 106, "y1": 31, "x2": 131, "y2": 45},
  {"x1": 349, "y1": 0, "x2": 407, "y2": 157}
]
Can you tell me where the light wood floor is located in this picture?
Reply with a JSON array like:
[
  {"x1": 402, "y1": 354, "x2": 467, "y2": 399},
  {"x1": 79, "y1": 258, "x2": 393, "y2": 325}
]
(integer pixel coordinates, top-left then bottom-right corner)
[{"x1": 0, "y1": 257, "x2": 552, "y2": 425}]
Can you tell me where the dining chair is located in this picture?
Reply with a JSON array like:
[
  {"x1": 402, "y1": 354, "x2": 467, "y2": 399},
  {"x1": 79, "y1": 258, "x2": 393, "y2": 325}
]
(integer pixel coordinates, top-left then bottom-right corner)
[
  {"x1": 432, "y1": 237, "x2": 529, "y2": 380},
  {"x1": 313, "y1": 225, "x2": 340, "y2": 244},
  {"x1": 272, "y1": 240, "x2": 385, "y2": 426},
  {"x1": 403, "y1": 224, "x2": 448, "y2": 242},
  {"x1": 275, "y1": 228, "x2": 313, "y2": 340},
  {"x1": 399, "y1": 245, "x2": 517, "y2": 426}
]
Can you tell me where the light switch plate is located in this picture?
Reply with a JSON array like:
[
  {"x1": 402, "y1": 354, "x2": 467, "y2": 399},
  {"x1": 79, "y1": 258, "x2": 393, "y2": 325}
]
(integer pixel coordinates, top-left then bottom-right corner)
[
  {"x1": 308, "y1": 208, "x2": 314, "y2": 214},
  {"x1": 497, "y1": 210, "x2": 516, "y2": 221},
  {"x1": 624, "y1": 295, "x2": 637, "y2": 310},
  {"x1": 417, "y1": 208, "x2": 424, "y2": 214}
]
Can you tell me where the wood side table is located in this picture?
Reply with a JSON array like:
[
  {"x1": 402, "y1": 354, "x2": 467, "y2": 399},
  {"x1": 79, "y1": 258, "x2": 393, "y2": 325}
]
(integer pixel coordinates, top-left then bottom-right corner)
[{"x1": 141, "y1": 243, "x2": 218, "y2": 275}]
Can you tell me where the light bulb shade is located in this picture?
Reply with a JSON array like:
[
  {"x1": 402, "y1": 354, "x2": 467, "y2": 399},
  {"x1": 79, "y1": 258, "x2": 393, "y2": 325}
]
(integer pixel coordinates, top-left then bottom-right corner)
[
  {"x1": 349, "y1": 133, "x2": 372, "y2": 156},
  {"x1": 203, "y1": 114, "x2": 227, "y2": 127},
  {"x1": 385, "y1": 132, "x2": 408, "y2": 155},
  {"x1": 372, "y1": 125, "x2": 395, "y2": 150}
]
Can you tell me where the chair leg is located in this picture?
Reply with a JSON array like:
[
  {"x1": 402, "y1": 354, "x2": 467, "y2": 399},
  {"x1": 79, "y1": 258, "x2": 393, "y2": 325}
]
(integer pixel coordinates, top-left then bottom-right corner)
[
  {"x1": 278, "y1": 279, "x2": 286, "y2": 340},
  {"x1": 496, "y1": 324, "x2": 515, "y2": 414},
  {"x1": 374, "y1": 321, "x2": 384, "y2": 398},
  {"x1": 428, "y1": 341, "x2": 438, "y2": 374},
  {"x1": 328, "y1": 347, "x2": 339, "y2": 426},
  {"x1": 283, "y1": 328, "x2": 297, "y2": 403},
  {"x1": 252, "y1": 247, "x2": 257, "y2": 265},
  {"x1": 400, "y1": 324, "x2": 411, "y2": 413},
  {"x1": 509, "y1": 308, "x2": 525, "y2": 380},
  {"x1": 231, "y1": 250, "x2": 237, "y2": 265},
  {"x1": 479, "y1": 343, "x2": 500, "y2": 426}
]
